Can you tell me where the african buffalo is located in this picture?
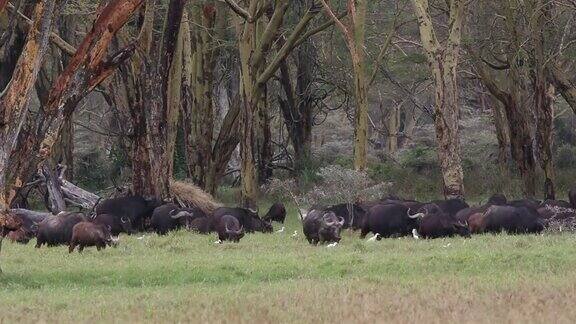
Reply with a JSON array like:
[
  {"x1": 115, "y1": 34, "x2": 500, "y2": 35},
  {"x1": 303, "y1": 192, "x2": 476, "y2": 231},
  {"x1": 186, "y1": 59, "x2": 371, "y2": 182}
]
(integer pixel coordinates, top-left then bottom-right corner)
[
  {"x1": 430, "y1": 198, "x2": 469, "y2": 218},
  {"x1": 150, "y1": 204, "x2": 205, "y2": 235},
  {"x1": 36, "y1": 212, "x2": 87, "y2": 248},
  {"x1": 69, "y1": 222, "x2": 117, "y2": 253},
  {"x1": 303, "y1": 210, "x2": 344, "y2": 244},
  {"x1": 4, "y1": 209, "x2": 49, "y2": 244},
  {"x1": 91, "y1": 213, "x2": 134, "y2": 236},
  {"x1": 215, "y1": 215, "x2": 245, "y2": 243},
  {"x1": 361, "y1": 203, "x2": 419, "y2": 239},
  {"x1": 212, "y1": 207, "x2": 272, "y2": 233},
  {"x1": 476, "y1": 205, "x2": 544, "y2": 234},
  {"x1": 508, "y1": 198, "x2": 541, "y2": 210},
  {"x1": 408, "y1": 203, "x2": 470, "y2": 239},
  {"x1": 324, "y1": 203, "x2": 367, "y2": 230},
  {"x1": 455, "y1": 194, "x2": 508, "y2": 222},
  {"x1": 187, "y1": 216, "x2": 212, "y2": 234},
  {"x1": 95, "y1": 195, "x2": 164, "y2": 232},
  {"x1": 263, "y1": 203, "x2": 287, "y2": 223}
]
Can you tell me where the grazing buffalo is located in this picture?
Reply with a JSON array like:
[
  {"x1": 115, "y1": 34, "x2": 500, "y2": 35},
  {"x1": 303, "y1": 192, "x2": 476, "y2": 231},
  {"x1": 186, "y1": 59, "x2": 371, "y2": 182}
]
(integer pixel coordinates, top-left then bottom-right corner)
[
  {"x1": 361, "y1": 203, "x2": 418, "y2": 239},
  {"x1": 324, "y1": 203, "x2": 367, "y2": 230},
  {"x1": 212, "y1": 207, "x2": 272, "y2": 233},
  {"x1": 456, "y1": 194, "x2": 508, "y2": 222},
  {"x1": 488, "y1": 193, "x2": 508, "y2": 205},
  {"x1": 150, "y1": 204, "x2": 205, "y2": 235},
  {"x1": 431, "y1": 198, "x2": 469, "y2": 218},
  {"x1": 187, "y1": 216, "x2": 212, "y2": 234},
  {"x1": 215, "y1": 215, "x2": 245, "y2": 243},
  {"x1": 263, "y1": 203, "x2": 287, "y2": 224},
  {"x1": 69, "y1": 222, "x2": 117, "y2": 253},
  {"x1": 5, "y1": 209, "x2": 49, "y2": 244},
  {"x1": 303, "y1": 210, "x2": 344, "y2": 244},
  {"x1": 91, "y1": 213, "x2": 134, "y2": 236},
  {"x1": 408, "y1": 203, "x2": 470, "y2": 239},
  {"x1": 36, "y1": 212, "x2": 87, "y2": 248},
  {"x1": 508, "y1": 198, "x2": 541, "y2": 210},
  {"x1": 476, "y1": 205, "x2": 544, "y2": 234},
  {"x1": 95, "y1": 196, "x2": 164, "y2": 232}
]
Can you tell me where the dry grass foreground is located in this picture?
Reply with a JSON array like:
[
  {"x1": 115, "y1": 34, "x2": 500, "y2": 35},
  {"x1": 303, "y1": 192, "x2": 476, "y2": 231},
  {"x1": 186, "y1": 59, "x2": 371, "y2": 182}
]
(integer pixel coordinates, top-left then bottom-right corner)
[{"x1": 1, "y1": 205, "x2": 576, "y2": 323}]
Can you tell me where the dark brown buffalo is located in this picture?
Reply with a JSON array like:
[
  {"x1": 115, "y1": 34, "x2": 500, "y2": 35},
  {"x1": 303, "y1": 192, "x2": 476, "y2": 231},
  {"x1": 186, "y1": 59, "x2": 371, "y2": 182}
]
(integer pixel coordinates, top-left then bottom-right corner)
[
  {"x1": 69, "y1": 222, "x2": 117, "y2": 253},
  {"x1": 475, "y1": 205, "x2": 544, "y2": 234},
  {"x1": 212, "y1": 207, "x2": 272, "y2": 233},
  {"x1": 456, "y1": 194, "x2": 508, "y2": 223},
  {"x1": 508, "y1": 198, "x2": 541, "y2": 210},
  {"x1": 430, "y1": 198, "x2": 469, "y2": 218},
  {"x1": 215, "y1": 215, "x2": 245, "y2": 243},
  {"x1": 36, "y1": 212, "x2": 87, "y2": 248},
  {"x1": 4, "y1": 209, "x2": 49, "y2": 244},
  {"x1": 91, "y1": 213, "x2": 134, "y2": 236},
  {"x1": 408, "y1": 203, "x2": 470, "y2": 239},
  {"x1": 361, "y1": 203, "x2": 417, "y2": 239},
  {"x1": 95, "y1": 196, "x2": 164, "y2": 232},
  {"x1": 7, "y1": 228, "x2": 30, "y2": 244},
  {"x1": 324, "y1": 203, "x2": 367, "y2": 230},
  {"x1": 303, "y1": 210, "x2": 344, "y2": 244},
  {"x1": 187, "y1": 216, "x2": 212, "y2": 234},
  {"x1": 263, "y1": 203, "x2": 287, "y2": 223},
  {"x1": 150, "y1": 204, "x2": 204, "y2": 235}
]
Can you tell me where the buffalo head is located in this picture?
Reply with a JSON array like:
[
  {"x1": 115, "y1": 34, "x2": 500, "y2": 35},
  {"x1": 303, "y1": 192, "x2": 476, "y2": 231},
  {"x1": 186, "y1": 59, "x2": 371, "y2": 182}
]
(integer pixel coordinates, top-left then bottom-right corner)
[
  {"x1": 225, "y1": 224, "x2": 245, "y2": 242},
  {"x1": 320, "y1": 211, "x2": 345, "y2": 243}
]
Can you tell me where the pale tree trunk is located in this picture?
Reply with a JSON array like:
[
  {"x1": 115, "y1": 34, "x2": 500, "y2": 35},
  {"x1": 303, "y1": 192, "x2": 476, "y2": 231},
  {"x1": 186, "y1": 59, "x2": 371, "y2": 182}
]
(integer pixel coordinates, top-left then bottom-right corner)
[
  {"x1": 490, "y1": 99, "x2": 510, "y2": 174},
  {"x1": 320, "y1": 0, "x2": 368, "y2": 171},
  {"x1": 226, "y1": 1, "x2": 324, "y2": 205},
  {"x1": 532, "y1": 0, "x2": 555, "y2": 199},
  {"x1": 412, "y1": 0, "x2": 465, "y2": 198},
  {"x1": 386, "y1": 105, "x2": 400, "y2": 153}
]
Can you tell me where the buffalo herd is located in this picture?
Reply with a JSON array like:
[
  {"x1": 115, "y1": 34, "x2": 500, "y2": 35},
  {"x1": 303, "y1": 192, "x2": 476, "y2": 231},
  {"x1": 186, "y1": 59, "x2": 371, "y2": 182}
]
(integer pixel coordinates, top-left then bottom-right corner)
[{"x1": 3, "y1": 188, "x2": 576, "y2": 252}]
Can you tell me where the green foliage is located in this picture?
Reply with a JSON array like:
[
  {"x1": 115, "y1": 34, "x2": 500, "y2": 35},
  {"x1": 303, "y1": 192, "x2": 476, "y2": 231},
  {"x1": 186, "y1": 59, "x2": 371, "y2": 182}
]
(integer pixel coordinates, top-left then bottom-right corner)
[
  {"x1": 556, "y1": 145, "x2": 576, "y2": 169},
  {"x1": 398, "y1": 145, "x2": 439, "y2": 173},
  {"x1": 74, "y1": 151, "x2": 111, "y2": 191}
]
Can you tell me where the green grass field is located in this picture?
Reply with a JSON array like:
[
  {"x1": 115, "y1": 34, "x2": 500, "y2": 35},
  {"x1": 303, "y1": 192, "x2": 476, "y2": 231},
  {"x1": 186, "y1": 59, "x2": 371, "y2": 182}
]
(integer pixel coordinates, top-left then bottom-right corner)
[{"x1": 2, "y1": 206, "x2": 576, "y2": 323}]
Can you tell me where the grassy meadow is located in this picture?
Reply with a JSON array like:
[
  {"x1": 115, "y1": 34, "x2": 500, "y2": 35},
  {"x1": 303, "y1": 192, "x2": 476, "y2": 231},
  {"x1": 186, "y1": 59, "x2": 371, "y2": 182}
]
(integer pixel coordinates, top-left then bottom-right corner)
[{"x1": 2, "y1": 205, "x2": 576, "y2": 323}]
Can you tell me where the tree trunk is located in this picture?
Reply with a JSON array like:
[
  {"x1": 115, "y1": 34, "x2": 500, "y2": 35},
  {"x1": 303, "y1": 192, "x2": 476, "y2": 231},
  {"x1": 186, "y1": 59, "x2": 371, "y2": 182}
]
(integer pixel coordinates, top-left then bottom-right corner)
[
  {"x1": 144, "y1": 0, "x2": 187, "y2": 198},
  {"x1": 386, "y1": 105, "x2": 400, "y2": 153},
  {"x1": 412, "y1": 0, "x2": 466, "y2": 198},
  {"x1": 490, "y1": 99, "x2": 510, "y2": 174},
  {"x1": 0, "y1": 0, "x2": 61, "y2": 210}
]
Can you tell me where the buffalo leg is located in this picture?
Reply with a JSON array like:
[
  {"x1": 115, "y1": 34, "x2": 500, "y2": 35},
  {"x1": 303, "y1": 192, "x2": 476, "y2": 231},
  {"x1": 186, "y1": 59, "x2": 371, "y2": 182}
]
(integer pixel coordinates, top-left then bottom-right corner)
[
  {"x1": 69, "y1": 242, "x2": 76, "y2": 253},
  {"x1": 78, "y1": 245, "x2": 85, "y2": 253}
]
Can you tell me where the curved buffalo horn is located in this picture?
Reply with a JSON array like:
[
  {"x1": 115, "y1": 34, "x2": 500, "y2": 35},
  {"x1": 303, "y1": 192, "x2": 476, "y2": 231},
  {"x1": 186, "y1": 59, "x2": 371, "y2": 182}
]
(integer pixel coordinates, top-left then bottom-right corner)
[
  {"x1": 248, "y1": 207, "x2": 258, "y2": 214},
  {"x1": 338, "y1": 217, "x2": 345, "y2": 226},
  {"x1": 120, "y1": 216, "x2": 130, "y2": 223},
  {"x1": 237, "y1": 226, "x2": 244, "y2": 234},
  {"x1": 323, "y1": 214, "x2": 335, "y2": 226},
  {"x1": 168, "y1": 209, "x2": 178, "y2": 216},
  {"x1": 408, "y1": 212, "x2": 425, "y2": 219},
  {"x1": 171, "y1": 211, "x2": 193, "y2": 219}
]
